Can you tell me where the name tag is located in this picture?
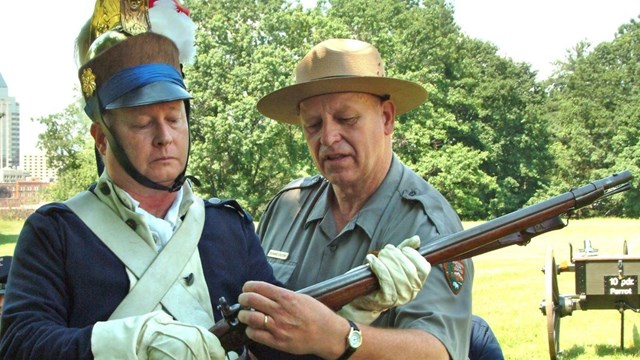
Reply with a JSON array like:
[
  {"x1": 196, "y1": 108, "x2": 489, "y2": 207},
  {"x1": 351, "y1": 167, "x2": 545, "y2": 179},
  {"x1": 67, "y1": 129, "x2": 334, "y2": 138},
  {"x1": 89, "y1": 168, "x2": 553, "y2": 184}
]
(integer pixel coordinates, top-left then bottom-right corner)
[{"x1": 267, "y1": 249, "x2": 289, "y2": 260}]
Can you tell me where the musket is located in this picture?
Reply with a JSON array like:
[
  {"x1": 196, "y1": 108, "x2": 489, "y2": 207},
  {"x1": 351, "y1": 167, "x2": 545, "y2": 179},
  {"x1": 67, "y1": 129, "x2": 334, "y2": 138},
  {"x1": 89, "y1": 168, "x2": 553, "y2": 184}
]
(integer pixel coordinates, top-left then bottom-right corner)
[{"x1": 211, "y1": 170, "x2": 633, "y2": 351}]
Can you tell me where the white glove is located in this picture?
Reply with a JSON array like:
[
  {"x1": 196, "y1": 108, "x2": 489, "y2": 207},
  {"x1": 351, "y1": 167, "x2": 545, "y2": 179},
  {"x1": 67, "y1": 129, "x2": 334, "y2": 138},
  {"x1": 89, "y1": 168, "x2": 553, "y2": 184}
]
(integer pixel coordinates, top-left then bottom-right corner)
[
  {"x1": 338, "y1": 236, "x2": 431, "y2": 324},
  {"x1": 91, "y1": 310, "x2": 226, "y2": 360}
]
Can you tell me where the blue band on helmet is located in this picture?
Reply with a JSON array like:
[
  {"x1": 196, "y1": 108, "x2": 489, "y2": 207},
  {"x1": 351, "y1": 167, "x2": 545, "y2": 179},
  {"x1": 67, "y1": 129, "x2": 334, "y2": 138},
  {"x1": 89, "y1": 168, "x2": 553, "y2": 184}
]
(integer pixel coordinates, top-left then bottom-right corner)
[{"x1": 97, "y1": 63, "x2": 186, "y2": 109}]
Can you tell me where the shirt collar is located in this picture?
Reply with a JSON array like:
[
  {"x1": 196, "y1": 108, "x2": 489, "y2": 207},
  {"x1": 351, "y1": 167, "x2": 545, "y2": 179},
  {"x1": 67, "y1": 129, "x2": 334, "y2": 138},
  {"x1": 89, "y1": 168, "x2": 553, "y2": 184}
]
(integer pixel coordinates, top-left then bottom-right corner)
[
  {"x1": 353, "y1": 155, "x2": 403, "y2": 239},
  {"x1": 95, "y1": 170, "x2": 193, "y2": 223},
  {"x1": 306, "y1": 155, "x2": 404, "y2": 239}
]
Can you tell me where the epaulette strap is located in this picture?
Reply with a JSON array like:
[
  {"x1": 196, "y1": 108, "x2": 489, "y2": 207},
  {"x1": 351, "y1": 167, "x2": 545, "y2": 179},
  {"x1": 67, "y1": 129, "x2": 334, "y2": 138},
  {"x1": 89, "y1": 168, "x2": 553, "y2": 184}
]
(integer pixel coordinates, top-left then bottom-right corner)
[
  {"x1": 400, "y1": 186, "x2": 462, "y2": 235},
  {"x1": 207, "y1": 198, "x2": 252, "y2": 222},
  {"x1": 279, "y1": 175, "x2": 324, "y2": 194}
]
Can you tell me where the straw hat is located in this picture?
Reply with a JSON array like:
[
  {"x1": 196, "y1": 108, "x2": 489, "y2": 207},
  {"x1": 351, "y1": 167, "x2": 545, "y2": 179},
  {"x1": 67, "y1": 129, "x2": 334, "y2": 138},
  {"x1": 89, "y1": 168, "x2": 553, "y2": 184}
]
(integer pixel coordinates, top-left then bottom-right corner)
[{"x1": 257, "y1": 39, "x2": 428, "y2": 124}]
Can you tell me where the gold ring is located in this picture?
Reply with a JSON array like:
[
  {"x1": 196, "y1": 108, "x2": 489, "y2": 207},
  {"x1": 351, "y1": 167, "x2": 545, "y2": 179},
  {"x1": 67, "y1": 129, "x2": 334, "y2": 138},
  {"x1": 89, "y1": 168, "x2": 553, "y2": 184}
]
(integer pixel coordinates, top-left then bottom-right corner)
[{"x1": 263, "y1": 314, "x2": 269, "y2": 329}]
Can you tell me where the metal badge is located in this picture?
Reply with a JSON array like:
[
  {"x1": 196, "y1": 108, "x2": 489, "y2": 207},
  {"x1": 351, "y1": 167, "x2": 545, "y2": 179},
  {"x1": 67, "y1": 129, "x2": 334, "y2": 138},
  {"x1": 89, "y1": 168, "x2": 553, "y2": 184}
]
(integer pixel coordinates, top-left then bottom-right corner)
[
  {"x1": 81, "y1": 68, "x2": 97, "y2": 98},
  {"x1": 120, "y1": 0, "x2": 151, "y2": 36}
]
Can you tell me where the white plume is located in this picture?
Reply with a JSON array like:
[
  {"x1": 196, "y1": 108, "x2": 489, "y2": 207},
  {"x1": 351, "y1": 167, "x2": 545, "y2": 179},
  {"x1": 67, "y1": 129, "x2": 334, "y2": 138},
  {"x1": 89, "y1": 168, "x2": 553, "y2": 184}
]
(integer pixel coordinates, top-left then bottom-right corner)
[{"x1": 149, "y1": 0, "x2": 197, "y2": 64}]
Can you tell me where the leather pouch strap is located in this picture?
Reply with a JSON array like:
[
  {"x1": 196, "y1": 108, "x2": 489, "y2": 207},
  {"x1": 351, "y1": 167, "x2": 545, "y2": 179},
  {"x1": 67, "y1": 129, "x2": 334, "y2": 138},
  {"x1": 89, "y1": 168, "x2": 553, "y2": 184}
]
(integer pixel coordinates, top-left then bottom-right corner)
[{"x1": 66, "y1": 191, "x2": 214, "y2": 327}]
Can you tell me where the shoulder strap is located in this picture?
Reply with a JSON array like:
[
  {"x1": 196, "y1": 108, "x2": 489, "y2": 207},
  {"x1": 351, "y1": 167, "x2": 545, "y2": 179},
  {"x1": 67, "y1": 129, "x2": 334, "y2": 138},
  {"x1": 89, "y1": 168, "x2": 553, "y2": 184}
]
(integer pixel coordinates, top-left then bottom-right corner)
[
  {"x1": 65, "y1": 191, "x2": 214, "y2": 327},
  {"x1": 279, "y1": 175, "x2": 323, "y2": 193}
]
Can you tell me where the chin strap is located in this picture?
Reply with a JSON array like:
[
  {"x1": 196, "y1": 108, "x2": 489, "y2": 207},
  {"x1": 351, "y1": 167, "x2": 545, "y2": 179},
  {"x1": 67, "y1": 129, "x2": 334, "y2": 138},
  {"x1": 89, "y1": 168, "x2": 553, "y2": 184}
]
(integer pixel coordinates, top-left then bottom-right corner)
[{"x1": 92, "y1": 100, "x2": 200, "y2": 193}]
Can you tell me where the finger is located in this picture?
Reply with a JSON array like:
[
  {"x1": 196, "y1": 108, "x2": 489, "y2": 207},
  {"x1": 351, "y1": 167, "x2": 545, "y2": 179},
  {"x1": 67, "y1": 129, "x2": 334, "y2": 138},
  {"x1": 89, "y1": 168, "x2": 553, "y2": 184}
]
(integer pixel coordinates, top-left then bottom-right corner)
[
  {"x1": 238, "y1": 309, "x2": 274, "y2": 332},
  {"x1": 397, "y1": 235, "x2": 421, "y2": 250},
  {"x1": 239, "y1": 281, "x2": 289, "y2": 313},
  {"x1": 242, "y1": 281, "x2": 297, "y2": 305},
  {"x1": 378, "y1": 245, "x2": 418, "y2": 302},
  {"x1": 379, "y1": 244, "x2": 417, "y2": 282},
  {"x1": 238, "y1": 310, "x2": 292, "y2": 353},
  {"x1": 242, "y1": 280, "x2": 284, "y2": 296},
  {"x1": 401, "y1": 246, "x2": 431, "y2": 284},
  {"x1": 238, "y1": 290, "x2": 268, "y2": 309},
  {"x1": 241, "y1": 312, "x2": 280, "y2": 349},
  {"x1": 366, "y1": 253, "x2": 397, "y2": 306}
]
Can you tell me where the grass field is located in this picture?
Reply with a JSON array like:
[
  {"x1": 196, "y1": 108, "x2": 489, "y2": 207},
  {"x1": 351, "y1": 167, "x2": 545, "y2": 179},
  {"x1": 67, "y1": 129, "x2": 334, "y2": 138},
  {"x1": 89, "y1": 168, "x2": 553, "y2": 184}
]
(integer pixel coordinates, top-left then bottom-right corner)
[
  {"x1": 471, "y1": 217, "x2": 640, "y2": 359},
  {"x1": 1, "y1": 217, "x2": 639, "y2": 359},
  {"x1": 0, "y1": 219, "x2": 22, "y2": 257}
]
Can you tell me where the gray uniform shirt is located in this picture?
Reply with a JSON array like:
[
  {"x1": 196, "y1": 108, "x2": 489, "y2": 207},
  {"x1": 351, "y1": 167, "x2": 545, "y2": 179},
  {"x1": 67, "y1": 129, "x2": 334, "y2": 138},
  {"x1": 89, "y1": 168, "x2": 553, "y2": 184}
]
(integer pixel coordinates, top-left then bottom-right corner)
[{"x1": 258, "y1": 155, "x2": 473, "y2": 360}]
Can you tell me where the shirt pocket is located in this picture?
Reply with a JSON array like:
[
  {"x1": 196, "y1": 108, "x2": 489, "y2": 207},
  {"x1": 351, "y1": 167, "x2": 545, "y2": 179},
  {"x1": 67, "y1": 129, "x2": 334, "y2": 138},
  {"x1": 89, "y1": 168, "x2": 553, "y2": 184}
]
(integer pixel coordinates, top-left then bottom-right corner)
[{"x1": 267, "y1": 259, "x2": 297, "y2": 285}]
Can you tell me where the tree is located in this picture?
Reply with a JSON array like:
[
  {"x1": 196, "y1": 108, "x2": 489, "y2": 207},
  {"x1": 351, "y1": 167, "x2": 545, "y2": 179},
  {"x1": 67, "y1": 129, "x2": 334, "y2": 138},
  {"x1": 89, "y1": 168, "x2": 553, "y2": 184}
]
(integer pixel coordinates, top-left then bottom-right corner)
[
  {"x1": 36, "y1": 101, "x2": 98, "y2": 201},
  {"x1": 31, "y1": 1, "x2": 638, "y2": 218},
  {"x1": 44, "y1": 147, "x2": 96, "y2": 201},
  {"x1": 542, "y1": 18, "x2": 640, "y2": 217},
  {"x1": 444, "y1": 37, "x2": 554, "y2": 217},
  {"x1": 186, "y1": 0, "x2": 324, "y2": 216}
]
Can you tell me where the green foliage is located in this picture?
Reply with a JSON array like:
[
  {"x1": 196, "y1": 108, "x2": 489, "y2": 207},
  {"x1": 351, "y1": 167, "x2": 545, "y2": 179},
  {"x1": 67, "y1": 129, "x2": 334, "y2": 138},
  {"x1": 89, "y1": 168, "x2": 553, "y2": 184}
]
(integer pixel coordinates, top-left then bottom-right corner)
[
  {"x1": 43, "y1": 146, "x2": 96, "y2": 201},
  {"x1": 541, "y1": 18, "x2": 640, "y2": 217},
  {"x1": 35, "y1": 101, "x2": 98, "y2": 201},
  {"x1": 37, "y1": 102, "x2": 92, "y2": 174},
  {"x1": 185, "y1": 0, "x2": 316, "y2": 216}
]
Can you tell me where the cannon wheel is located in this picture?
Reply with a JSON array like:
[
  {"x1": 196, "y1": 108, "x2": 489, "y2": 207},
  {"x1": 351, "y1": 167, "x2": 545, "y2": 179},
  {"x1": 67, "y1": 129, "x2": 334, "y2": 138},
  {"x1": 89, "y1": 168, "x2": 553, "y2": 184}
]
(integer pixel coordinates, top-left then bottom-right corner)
[{"x1": 545, "y1": 249, "x2": 561, "y2": 359}]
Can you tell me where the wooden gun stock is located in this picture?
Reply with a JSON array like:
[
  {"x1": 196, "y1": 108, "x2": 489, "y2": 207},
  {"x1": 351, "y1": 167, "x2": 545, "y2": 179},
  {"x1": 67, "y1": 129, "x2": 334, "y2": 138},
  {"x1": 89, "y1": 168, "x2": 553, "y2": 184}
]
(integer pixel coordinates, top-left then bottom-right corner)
[{"x1": 211, "y1": 170, "x2": 633, "y2": 351}]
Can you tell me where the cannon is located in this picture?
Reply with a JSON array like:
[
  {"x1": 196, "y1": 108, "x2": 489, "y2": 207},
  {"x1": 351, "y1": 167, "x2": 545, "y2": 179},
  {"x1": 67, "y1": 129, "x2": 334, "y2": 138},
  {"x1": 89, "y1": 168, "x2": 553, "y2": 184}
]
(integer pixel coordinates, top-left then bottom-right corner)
[{"x1": 539, "y1": 239, "x2": 640, "y2": 359}]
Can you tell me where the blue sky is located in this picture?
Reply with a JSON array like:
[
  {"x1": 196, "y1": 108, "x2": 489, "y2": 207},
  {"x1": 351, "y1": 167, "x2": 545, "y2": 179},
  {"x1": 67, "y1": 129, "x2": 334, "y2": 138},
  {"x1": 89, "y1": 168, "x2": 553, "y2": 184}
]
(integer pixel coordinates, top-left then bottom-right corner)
[
  {"x1": 1, "y1": 0, "x2": 638, "y2": 154},
  {"x1": 451, "y1": 0, "x2": 640, "y2": 79}
]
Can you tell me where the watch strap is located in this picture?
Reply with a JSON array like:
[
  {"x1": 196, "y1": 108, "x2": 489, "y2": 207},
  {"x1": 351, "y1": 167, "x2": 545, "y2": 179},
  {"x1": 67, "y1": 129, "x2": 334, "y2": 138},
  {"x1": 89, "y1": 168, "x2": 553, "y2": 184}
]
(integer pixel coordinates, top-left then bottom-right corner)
[{"x1": 337, "y1": 320, "x2": 361, "y2": 360}]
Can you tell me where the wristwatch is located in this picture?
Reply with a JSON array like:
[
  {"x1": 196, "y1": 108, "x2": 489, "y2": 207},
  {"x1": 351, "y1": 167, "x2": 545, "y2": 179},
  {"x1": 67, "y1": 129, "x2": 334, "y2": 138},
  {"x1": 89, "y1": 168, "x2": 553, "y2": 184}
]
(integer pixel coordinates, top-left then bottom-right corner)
[{"x1": 337, "y1": 320, "x2": 362, "y2": 360}]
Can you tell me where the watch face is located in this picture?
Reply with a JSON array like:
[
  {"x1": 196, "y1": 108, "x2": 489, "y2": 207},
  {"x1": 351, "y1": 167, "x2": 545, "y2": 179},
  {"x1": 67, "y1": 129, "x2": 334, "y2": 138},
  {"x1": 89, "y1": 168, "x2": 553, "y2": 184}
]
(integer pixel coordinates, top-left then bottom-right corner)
[{"x1": 348, "y1": 330, "x2": 363, "y2": 348}]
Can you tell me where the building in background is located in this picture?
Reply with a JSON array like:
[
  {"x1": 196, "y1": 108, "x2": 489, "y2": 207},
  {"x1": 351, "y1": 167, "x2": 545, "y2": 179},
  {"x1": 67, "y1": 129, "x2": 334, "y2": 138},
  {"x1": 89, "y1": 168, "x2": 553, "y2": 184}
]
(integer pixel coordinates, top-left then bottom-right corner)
[
  {"x1": 0, "y1": 167, "x2": 49, "y2": 208},
  {"x1": 21, "y1": 153, "x2": 56, "y2": 182},
  {"x1": 0, "y1": 179, "x2": 49, "y2": 209},
  {"x1": 0, "y1": 73, "x2": 51, "y2": 215},
  {"x1": 0, "y1": 168, "x2": 29, "y2": 183},
  {"x1": 0, "y1": 72, "x2": 20, "y2": 169}
]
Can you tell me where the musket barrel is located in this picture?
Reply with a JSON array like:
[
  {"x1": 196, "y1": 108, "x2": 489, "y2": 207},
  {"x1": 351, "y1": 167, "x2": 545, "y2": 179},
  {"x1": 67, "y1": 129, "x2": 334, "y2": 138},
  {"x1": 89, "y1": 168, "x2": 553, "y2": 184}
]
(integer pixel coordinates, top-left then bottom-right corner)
[{"x1": 299, "y1": 170, "x2": 633, "y2": 310}]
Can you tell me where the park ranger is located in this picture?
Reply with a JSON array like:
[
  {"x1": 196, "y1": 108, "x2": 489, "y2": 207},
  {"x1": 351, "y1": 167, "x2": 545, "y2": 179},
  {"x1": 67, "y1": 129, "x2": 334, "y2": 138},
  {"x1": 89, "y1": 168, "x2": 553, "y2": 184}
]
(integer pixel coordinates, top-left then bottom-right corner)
[{"x1": 252, "y1": 38, "x2": 474, "y2": 360}]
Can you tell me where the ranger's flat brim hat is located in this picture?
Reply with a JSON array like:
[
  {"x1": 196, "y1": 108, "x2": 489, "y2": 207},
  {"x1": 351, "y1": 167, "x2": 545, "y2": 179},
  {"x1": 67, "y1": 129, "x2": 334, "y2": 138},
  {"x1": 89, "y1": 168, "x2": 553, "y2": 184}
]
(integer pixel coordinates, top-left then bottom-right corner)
[
  {"x1": 257, "y1": 38, "x2": 428, "y2": 124},
  {"x1": 79, "y1": 32, "x2": 191, "y2": 120}
]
